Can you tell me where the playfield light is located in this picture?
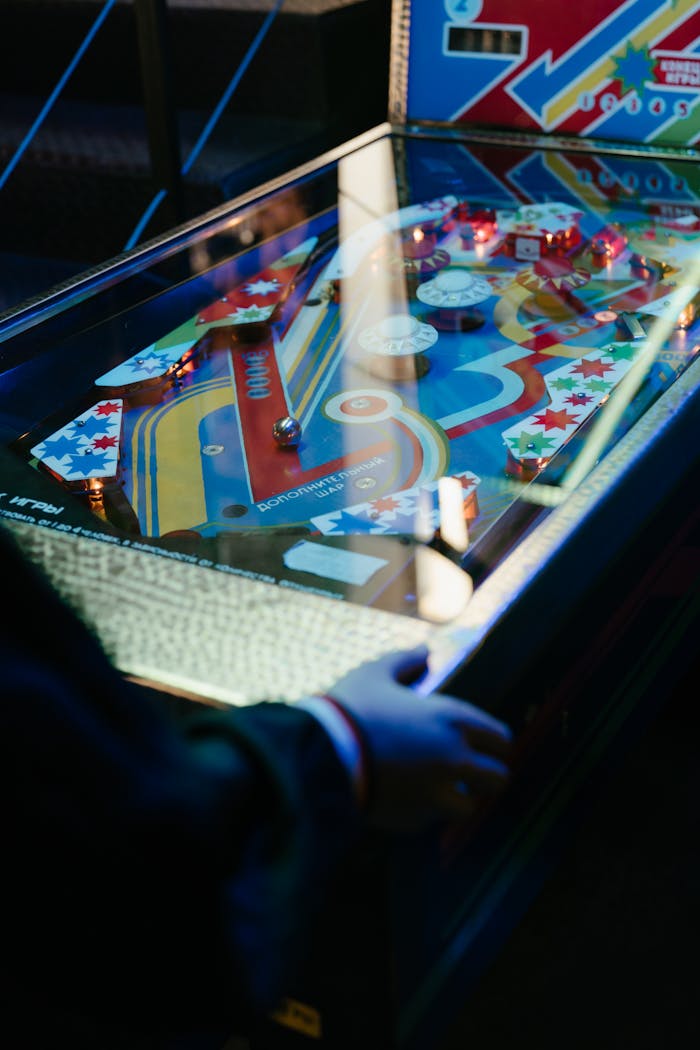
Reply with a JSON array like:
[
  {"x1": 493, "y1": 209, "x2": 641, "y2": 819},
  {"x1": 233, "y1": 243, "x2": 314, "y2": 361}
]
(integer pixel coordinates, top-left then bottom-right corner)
[{"x1": 676, "y1": 302, "x2": 696, "y2": 329}]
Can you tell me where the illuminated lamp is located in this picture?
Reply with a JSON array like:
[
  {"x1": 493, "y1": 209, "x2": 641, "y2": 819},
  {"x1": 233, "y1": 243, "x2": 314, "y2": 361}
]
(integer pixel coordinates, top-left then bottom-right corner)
[
  {"x1": 676, "y1": 302, "x2": 696, "y2": 330},
  {"x1": 590, "y1": 223, "x2": 628, "y2": 261}
]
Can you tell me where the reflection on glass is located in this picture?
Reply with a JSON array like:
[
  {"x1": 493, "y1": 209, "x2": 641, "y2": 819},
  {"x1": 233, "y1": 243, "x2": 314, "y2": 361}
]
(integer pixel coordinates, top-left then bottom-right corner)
[
  {"x1": 438, "y1": 476, "x2": 469, "y2": 554},
  {"x1": 1, "y1": 131, "x2": 699, "y2": 627},
  {"x1": 415, "y1": 545, "x2": 473, "y2": 624}
]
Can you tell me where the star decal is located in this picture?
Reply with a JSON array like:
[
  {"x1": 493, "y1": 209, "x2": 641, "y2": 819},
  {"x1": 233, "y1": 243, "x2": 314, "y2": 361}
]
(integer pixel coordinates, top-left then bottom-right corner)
[
  {"x1": 571, "y1": 359, "x2": 614, "y2": 380},
  {"x1": 550, "y1": 376, "x2": 579, "y2": 392},
  {"x1": 564, "y1": 392, "x2": 594, "y2": 407},
  {"x1": 532, "y1": 407, "x2": 580, "y2": 431},
  {"x1": 92, "y1": 435, "x2": 118, "y2": 450},
  {"x1": 65, "y1": 449, "x2": 108, "y2": 476},
  {"x1": 586, "y1": 378, "x2": 613, "y2": 393},
  {"x1": 613, "y1": 43, "x2": 654, "y2": 95},
  {"x1": 38, "y1": 434, "x2": 78, "y2": 461},
  {"x1": 371, "y1": 496, "x2": 401, "y2": 514},
  {"x1": 508, "y1": 430, "x2": 557, "y2": 456},
  {"x1": 127, "y1": 350, "x2": 172, "y2": 375},
  {"x1": 69, "y1": 414, "x2": 116, "y2": 441},
  {"x1": 325, "y1": 510, "x2": 380, "y2": 535},
  {"x1": 606, "y1": 342, "x2": 638, "y2": 361},
  {"x1": 244, "y1": 278, "x2": 280, "y2": 297},
  {"x1": 231, "y1": 305, "x2": 273, "y2": 324},
  {"x1": 95, "y1": 401, "x2": 121, "y2": 417}
]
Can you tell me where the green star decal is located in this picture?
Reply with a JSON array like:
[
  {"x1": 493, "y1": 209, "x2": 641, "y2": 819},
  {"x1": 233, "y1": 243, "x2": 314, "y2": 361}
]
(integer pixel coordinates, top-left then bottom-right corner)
[
  {"x1": 606, "y1": 342, "x2": 637, "y2": 361},
  {"x1": 586, "y1": 378, "x2": 613, "y2": 394},
  {"x1": 508, "y1": 430, "x2": 556, "y2": 456},
  {"x1": 234, "y1": 305, "x2": 272, "y2": 323},
  {"x1": 613, "y1": 43, "x2": 654, "y2": 95},
  {"x1": 550, "y1": 376, "x2": 578, "y2": 392}
]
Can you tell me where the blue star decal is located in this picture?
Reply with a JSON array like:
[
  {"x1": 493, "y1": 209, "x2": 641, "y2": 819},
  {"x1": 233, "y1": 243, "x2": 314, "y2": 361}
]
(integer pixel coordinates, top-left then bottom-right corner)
[
  {"x1": 65, "y1": 449, "x2": 108, "y2": 477},
  {"x1": 613, "y1": 43, "x2": 654, "y2": 94},
  {"x1": 39, "y1": 434, "x2": 79, "y2": 461},
  {"x1": 324, "y1": 510, "x2": 380, "y2": 535},
  {"x1": 69, "y1": 414, "x2": 115, "y2": 441},
  {"x1": 127, "y1": 350, "x2": 172, "y2": 376}
]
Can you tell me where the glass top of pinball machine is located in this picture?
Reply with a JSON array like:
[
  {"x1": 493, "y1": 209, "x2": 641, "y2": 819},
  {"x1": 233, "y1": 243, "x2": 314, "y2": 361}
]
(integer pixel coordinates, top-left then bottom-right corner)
[{"x1": 0, "y1": 126, "x2": 698, "y2": 629}]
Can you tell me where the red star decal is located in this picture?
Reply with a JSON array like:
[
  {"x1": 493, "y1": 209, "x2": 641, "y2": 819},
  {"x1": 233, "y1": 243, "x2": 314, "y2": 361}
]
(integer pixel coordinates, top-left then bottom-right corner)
[
  {"x1": 532, "y1": 407, "x2": 580, "y2": 431},
  {"x1": 371, "y1": 496, "x2": 400, "y2": 513},
  {"x1": 570, "y1": 359, "x2": 613, "y2": 380},
  {"x1": 460, "y1": 474, "x2": 478, "y2": 490},
  {"x1": 95, "y1": 401, "x2": 121, "y2": 416},
  {"x1": 564, "y1": 393, "x2": 594, "y2": 406},
  {"x1": 92, "y1": 435, "x2": 118, "y2": 450}
]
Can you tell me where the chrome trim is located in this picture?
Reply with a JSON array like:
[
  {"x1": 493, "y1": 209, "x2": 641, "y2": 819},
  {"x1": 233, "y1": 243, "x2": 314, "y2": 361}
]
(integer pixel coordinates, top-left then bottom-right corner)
[
  {"x1": 388, "y1": 0, "x2": 411, "y2": 124},
  {"x1": 390, "y1": 121, "x2": 700, "y2": 162}
]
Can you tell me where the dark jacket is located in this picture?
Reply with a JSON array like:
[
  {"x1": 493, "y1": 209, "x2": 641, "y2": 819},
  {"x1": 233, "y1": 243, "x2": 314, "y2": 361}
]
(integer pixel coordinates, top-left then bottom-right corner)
[{"x1": 1, "y1": 524, "x2": 360, "y2": 1045}]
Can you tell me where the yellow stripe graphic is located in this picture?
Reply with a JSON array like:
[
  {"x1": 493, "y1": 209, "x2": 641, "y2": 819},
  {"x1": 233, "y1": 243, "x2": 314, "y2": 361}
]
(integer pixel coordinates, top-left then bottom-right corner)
[
  {"x1": 131, "y1": 379, "x2": 234, "y2": 534},
  {"x1": 545, "y1": 0, "x2": 697, "y2": 127}
]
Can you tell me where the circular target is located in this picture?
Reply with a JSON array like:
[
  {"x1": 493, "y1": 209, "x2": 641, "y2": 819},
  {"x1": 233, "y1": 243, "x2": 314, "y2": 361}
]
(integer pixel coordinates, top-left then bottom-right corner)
[
  {"x1": 323, "y1": 388, "x2": 402, "y2": 424},
  {"x1": 358, "y1": 314, "x2": 438, "y2": 356},
  {"x1": 416, "y1": 268, "x2": 492, "y2": 308},
  {"x1": 340, "y1": 395, "x2": 390, "y2": 416}
]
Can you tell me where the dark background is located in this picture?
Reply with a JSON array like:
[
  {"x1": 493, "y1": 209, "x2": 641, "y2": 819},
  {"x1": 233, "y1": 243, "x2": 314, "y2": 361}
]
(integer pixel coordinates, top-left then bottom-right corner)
[
  {"x1": 0, "y1": 3, "x2": 697, "y2": 1047},
  {"x1": 0, "y1": 0, "x2": 392, "y2": 313}
]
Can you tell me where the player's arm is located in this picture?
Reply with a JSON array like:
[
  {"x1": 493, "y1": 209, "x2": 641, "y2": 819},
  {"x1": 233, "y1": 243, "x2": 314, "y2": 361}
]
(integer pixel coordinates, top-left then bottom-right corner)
[{"x1": 1, "y1": 523, "x2": 360, "y2": 1031}]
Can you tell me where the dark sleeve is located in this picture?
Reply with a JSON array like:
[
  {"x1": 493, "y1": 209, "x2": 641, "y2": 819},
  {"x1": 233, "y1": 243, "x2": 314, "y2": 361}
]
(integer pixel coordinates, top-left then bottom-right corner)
[{"x1": 1, "y1": 527, "x2": 362, "y2": 1035}]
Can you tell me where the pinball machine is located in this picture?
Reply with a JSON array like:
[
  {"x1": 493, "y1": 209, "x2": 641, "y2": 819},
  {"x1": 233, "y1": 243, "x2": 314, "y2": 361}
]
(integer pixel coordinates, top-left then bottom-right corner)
[{"x1": 0, "y1": 2, "x2": 698, "y2": 1047}]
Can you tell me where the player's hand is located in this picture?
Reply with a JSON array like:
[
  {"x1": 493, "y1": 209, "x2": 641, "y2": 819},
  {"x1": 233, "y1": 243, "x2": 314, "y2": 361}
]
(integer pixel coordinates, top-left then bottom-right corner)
[{"x1": 327, "y1": 647, "x2": 512, "y2": 830}]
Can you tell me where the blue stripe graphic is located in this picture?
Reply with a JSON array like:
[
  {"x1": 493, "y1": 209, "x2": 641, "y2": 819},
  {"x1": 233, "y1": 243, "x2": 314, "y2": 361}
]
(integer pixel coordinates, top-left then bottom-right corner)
[{"x1": 508, "y1": 0, "x2": 661, "y2": 125}]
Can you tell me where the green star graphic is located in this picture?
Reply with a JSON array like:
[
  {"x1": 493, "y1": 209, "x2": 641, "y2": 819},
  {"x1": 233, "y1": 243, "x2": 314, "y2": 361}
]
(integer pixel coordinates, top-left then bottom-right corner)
[
  {"x1": 586, "y1": 378, "x2": 613, "y2": 394},
  {"x1": 550, "y1": 376, "x2": 578, "y2": 392},
  {"x1": 613, "y1": 42, "x2": 654, "y2": 95},
  {"x1": 235, "y1": 306, "x2": 271, "y2": 323},
  {"x1": 606, "y1": 342, "x2": 638, "y2": 361},
  {"x1": 508, "y1": 430, "x2": 556, "y2": 456}
]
